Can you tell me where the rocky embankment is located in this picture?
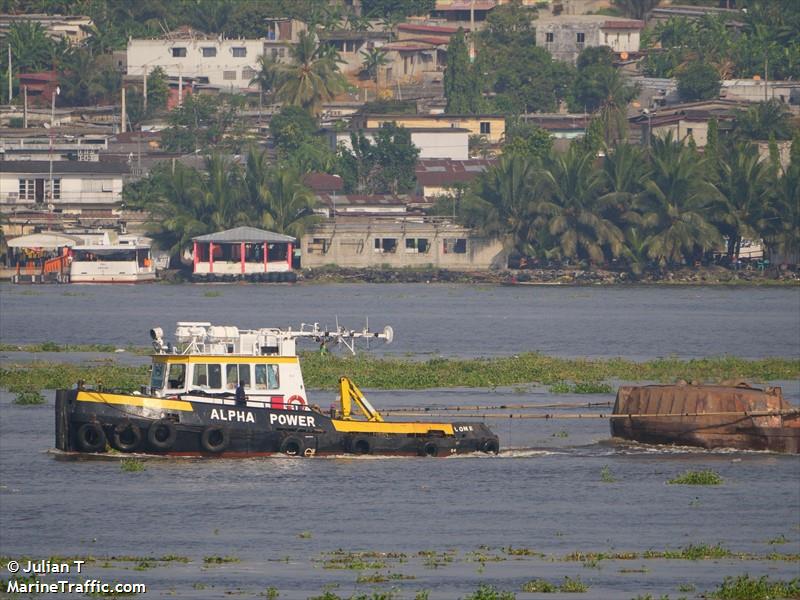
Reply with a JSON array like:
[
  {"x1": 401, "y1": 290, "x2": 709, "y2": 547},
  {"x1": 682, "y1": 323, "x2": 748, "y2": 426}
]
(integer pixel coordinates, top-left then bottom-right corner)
[{"x1": 300, "y1": 265, "x2": 799, "y2": 285}]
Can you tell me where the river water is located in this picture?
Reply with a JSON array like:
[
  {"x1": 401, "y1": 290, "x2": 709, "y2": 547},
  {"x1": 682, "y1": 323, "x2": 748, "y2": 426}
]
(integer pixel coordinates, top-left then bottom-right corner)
[{"x1": 1, "y1": 283, "x2": 799, "y2": 599}]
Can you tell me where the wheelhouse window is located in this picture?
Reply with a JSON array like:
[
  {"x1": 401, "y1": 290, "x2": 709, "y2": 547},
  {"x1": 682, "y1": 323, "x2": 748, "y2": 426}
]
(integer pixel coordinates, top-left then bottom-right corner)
[
  {"x1": 192, "y1": 363, "x2": 222, "y2": 389},
  {"x1": 225, "y1": 363, "x2": 252, "y2": 390},
  {"x1": 166, "y1": 363, "x2": 187, "y2": 390},
  {"x1": 255, "y1": 364, "x2": 280, "y2": 390},
  {"x1": 150, "y1": 363, "x2": 166, "y2": 389}
]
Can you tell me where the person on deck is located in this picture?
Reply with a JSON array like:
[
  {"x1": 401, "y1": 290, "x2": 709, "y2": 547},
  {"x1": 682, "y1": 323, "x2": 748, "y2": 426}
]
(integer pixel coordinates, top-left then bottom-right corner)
[{"x1": 235, "y1": 381, "x2": 247, "y2": 405}]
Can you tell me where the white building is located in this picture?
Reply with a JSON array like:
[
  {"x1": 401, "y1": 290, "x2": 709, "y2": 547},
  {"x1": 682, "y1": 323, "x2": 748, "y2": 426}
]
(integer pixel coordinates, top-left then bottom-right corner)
[
  {"x1": 535, "y1": 15, "x2": 644, "y2": 64},
  {"x1": 326, "y1": 127, "x2": 470, "y2": 160},
  {"x1": 126, "y1": 21, "x2": 306, "y2": 92},
  {"x1": 0, "y1": 161, "x2": 128, "y2": 214}
]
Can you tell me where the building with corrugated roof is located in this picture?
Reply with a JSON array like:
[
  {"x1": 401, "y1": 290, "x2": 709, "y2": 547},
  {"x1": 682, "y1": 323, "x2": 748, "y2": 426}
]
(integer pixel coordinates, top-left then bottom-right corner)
[{"x1": 191, "y1": 226, "x2": 297, "y2": 282}]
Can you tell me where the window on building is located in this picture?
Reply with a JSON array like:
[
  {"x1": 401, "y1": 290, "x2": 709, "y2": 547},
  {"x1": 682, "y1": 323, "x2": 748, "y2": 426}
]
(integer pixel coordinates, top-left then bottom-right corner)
[
  {"x1": 201, "y1": 47, "x2": 217, "y2": 57},
  {"x1": 49, "y1": 178, "x2": 61, "y2": 200},
  {"x1": 255, "y1": 364, "x2": 280, "y2": 390},
  {"x1": 242, "y1": 67, "x2": 257, "y2": 80},
  {"x1": 374, "y1": 238, "x2": 398, "y2": 253},
  {"x1": 18, "y1": 179, "x2": 35, "y2": 201},
  {"x1": 480, "y1": 121, "x2": 491, "y2": 134},
  {"x1": 171, "y1": 47, "x2": 187, "y2": 58},
  {"x1": 443, "y1": 238, "x2": 467, "y2": 254},
  {"x1": 405, "y1": 238, "x2": 429, "y2": 253},
  {"x1": 545, "y1": 32, "x2": 554, "y2": 43},
  {"x1": 232, "y1": 47, "x2": 247, "y2": 57},
  {"x1": 308, "y1": 238, "x2": 330, "y2": 254},
  {"x1": 223, "y1": 70, "x2": 237, "y2": 80},
  {"x1": 576, "y1": 32, "x2": 585, "y2": 48}
]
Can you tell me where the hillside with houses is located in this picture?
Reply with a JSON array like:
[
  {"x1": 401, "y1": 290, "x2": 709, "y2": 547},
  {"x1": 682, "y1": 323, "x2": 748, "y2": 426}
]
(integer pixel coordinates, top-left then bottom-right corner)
[{"x1": 0, "y1": 0, "x2": 798, "y2": 283}]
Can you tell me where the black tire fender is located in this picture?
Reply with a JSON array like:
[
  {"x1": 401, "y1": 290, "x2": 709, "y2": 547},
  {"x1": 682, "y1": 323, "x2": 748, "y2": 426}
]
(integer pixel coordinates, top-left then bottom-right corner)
[
  {"x1": 279, "y1": 435, "x2": 304, "y2": 456},
  {"x1": 481, "y1": 439, "x2": 500, "y2": 454},
  {"x1": 350, "y1": 436, "x2": 372, "y2": 455},
  {"x1": 147, "y1": 419, "x2": 177, "y2": 451},
  {"x1": 112, "y1": 422, "x2": 142, "y2": 452},
  {"x1": 200, "y1": 426, "x2": 229, "y2": 453},
  {"x1": 76, "y1": 422, "x2": 107, "y2": 453},
  {"x1": 421, "y1": 441, "x2": 439, "y2": 457}
]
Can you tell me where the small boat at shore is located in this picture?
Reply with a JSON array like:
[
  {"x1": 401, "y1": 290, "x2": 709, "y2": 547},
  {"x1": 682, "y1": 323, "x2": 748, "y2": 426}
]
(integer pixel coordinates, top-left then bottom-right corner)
[
  {"x1": 55, "y1": 322, "x2": 499, "y2": 458},
  {"x1": 611, "y1": 382, "x2": 800, "y2": 453}
]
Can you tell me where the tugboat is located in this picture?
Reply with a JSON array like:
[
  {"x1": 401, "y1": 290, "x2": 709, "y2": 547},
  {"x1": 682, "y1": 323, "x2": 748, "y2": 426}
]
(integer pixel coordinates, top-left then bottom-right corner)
[{"x1": 55, "y1": 322, "x2": 499, "y2": 457}]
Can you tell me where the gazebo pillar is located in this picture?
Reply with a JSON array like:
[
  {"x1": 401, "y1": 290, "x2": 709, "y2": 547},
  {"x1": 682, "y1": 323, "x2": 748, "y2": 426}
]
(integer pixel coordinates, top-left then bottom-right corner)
[
  {"x1": 209, "y1": 242, "x2": 214, "y2": 273},
  {"x1": 286, "y1": 243, "x2": 293, "y2": 270},
  {"x1": 193, "y1": 241, "x2": 198, "y2": 271},
  {"x1": 263, "y1": 242, "x2": 268, "y2": 273},
  {"x1": 241, "y1": 242, "x2": 246, "y2": 274}
]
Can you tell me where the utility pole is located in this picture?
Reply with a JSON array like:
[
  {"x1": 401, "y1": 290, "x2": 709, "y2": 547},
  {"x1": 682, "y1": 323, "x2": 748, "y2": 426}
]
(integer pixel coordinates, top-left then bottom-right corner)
[
  {"x1": 120, "y1": 86, "x2": 126, "y2": 133},
  {"x1": 23, "y1": 85, "x2": 27, "y2": 127},
  {"x1": 7, "y1": 43, "x2": 12, "y2": 103}
]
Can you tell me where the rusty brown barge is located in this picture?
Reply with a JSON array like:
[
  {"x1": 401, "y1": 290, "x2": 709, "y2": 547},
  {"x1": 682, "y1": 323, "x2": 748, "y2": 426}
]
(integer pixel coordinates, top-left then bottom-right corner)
[{"x1": 611, "y1": 382, "x2": 800, "y2": 453}]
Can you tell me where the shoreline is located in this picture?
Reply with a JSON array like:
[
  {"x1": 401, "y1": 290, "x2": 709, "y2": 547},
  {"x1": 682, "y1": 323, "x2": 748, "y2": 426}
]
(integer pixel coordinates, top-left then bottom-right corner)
[{"x1": 2, "y1": 265, "x2": 798, "y2": 286}]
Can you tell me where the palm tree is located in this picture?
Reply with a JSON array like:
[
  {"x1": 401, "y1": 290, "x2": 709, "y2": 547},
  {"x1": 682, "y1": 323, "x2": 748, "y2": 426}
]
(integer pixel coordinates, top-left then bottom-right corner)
[
  {"x1": 596, "y1": 68, "x2": 637, "y2": 146},
  {"x1": 360, "y1": 47, "x2": 389, "y2": 85},
  {"x1": 250, "y1": 53, "x2": 280, "y2": 103},
  {"x1": 242, "y1": 149, "x2": 319, "y2": 238},
  {"x1": 637, "y1": 134, "x2": 723, "y2": 266},
  {"x1": 273, "y1": 30, "x2": 347, "y2": 116},
  {"x1": 714, "y1": 141, "x2": 771, "y2": 260},
  {"x1": 599, "y1": 143, "x2": 648, "y2": 224},
  {"x1": 762, "y1": 140, "x2": 800, "y2": 263},
  {"x1": 7, "y1": 20, "x2": 53, "y2": 72},
  {"x1": 125, "y1": 162, "x2": 205, "y2": 263},
  {"x1": 532, "y1": 146, "x2": 625, "y2": 264},
  {"x1": 460, "y1": 155, "x2": 539, "y2": 256},
  {"x1": 60, "y1": 48, "x2": 104, "y2": 106},
  {"x1": 733, "y1": 100, "x2": 793, "y2": 141}
]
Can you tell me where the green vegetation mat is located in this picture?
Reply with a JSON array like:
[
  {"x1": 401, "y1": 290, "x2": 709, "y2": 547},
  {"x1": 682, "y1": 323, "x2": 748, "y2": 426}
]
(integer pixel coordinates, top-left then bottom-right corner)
[{"x1": 1, "y1": 353, "x2": 797, "y2": 392}]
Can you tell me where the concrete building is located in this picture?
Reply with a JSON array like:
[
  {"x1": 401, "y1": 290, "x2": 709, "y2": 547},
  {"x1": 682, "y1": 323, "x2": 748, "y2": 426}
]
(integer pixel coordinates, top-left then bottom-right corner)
[
  {"x1": 415, "y1": 158, "x2": 494, "y2": 200},
  {"x1": 521, "y1": 114, "x2": 590, "y2": 140},
  {"x1": 318, "y1": 30, "x2": 392, "y2": 76},
  {"x1": 0, "y1": 161, "x2": 129, "y2": 214},
  {"x1": 721, "y1": 80, "x2": 800, "y2": 105},
  {"x1": 0, "y1": 14, "x2": 93, "y2": 43},
  {"x1": 0, "y1": 131, "x2": 108, "y2": 161},
  {"x1": 302, "y1": 216, "x2": 505, "y2": 271},
  {"x1": 126, "y1": 21, "x2": 306, "y2": 92},
  {"x1": 326, "y1": 127, "x2": 470, "y2": 160},
  {"x1": 314, "y1": 194, "x2": 411, "y2": 218},
  {"x1": 627, "y1": 100, "x2": 747, "y2": 148},
  {"x1": 355, "y1": 113, "x2": 506, "y2": 144},
  {"x1": 535, "y1": 15, "x2": 643, "y2": 64}
]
